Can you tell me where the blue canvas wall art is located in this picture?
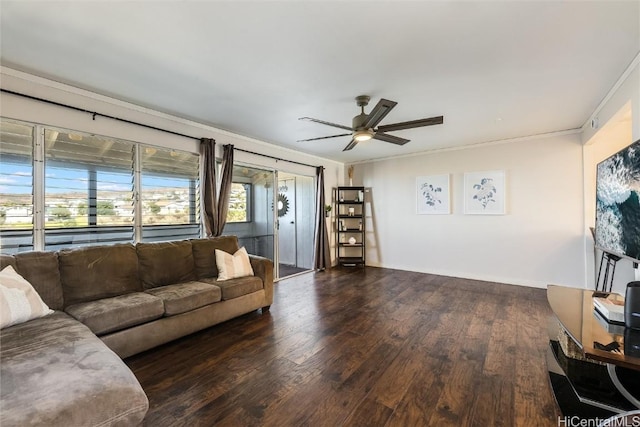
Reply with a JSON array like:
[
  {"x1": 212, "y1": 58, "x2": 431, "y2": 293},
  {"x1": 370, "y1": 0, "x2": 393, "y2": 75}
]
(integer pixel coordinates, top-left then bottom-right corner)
[{"x1": 595, "y1": 139, "x2": 640, "y2": 261}]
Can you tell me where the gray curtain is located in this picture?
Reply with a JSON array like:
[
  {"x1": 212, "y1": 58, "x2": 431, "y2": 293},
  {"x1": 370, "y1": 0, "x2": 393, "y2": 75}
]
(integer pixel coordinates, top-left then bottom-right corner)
[
  {"x1": 200, "y1": 138, "x2": 218, "y2": 237},
  {"x1": 313, "y1": 166, "x2": 331, "y2": 270},
  {"x1": 214, "y1": 144, "x2": 234, "y2": 236}
]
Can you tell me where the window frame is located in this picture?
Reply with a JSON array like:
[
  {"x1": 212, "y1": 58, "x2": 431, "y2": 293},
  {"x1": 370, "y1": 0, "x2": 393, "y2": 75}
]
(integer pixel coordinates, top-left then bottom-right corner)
[{"x1": 0, "y1": 118, "x2": 202, "y2": 253}]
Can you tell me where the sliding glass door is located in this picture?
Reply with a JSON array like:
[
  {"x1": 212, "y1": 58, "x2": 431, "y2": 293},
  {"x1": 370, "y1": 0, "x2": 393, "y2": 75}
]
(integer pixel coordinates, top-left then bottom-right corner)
[
  {"x1": 224, "y1": 165, "x2": 276, "y2": 262},
  {"x1": 277, "y1": 173, "x2": 314, "y2": 278},
  {"x1": 222, "y1": 165, "x2": 315, "y2": 280}
]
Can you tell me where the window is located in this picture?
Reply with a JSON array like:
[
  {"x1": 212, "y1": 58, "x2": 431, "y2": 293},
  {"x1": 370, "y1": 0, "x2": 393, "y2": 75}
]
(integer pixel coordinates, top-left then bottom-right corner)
[
  {"x1": 44, "y1": 130, "x2": 135, "y2": 250},
  {"x1": 227, "y1": 182, "x2": 251, "y2": 223},
  {"x1": 0, "y1": 118, "x2": 201, "y2": 252},
  {"x1": 0, "y1": 120, "x2": 34, "y2": 253},
  {"x1": 140, "y1": 145, "x2": 200, "y2": 242}
]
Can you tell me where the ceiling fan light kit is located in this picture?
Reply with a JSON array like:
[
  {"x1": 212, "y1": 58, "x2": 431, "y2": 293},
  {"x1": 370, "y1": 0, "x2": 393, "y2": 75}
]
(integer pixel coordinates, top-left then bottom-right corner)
[
  {"x1": 354, "y1": 129, "x2": 374, "y2": 142},
  {"x1": 298, "y1": 95, "x2": 444, "y2": 151}
]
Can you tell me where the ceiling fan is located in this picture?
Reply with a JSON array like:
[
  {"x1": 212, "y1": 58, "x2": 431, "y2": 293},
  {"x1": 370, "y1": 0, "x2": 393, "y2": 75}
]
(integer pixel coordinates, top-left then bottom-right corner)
[{"x1": 297, "y1": 95, "x2": 443, "y2": 151}]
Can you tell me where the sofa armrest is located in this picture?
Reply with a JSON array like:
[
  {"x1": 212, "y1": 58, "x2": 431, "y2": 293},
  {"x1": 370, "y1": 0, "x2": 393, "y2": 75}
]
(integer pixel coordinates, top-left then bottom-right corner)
[{"x1": 248, "y1": 255, "x2": 274, "y2": 306}]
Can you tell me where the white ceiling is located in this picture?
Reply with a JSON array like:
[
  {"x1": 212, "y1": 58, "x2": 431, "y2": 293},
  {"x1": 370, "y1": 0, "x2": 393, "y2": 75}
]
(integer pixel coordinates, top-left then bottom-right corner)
[{"x1": 1, "y1": 1, "x2": 638, "y2": 164}]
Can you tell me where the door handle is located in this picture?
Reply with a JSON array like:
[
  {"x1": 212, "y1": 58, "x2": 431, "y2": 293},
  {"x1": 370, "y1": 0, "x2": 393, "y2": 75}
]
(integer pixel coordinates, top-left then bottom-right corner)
[{"x1": 290, "y1": 221, "x2": 295, "y2": 224}]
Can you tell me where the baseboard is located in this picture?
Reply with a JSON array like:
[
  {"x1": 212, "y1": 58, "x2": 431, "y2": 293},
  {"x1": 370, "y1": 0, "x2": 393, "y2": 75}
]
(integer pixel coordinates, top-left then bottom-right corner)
[{"x1": 364, "y1": 262, "x2": 553, "y2": 289}]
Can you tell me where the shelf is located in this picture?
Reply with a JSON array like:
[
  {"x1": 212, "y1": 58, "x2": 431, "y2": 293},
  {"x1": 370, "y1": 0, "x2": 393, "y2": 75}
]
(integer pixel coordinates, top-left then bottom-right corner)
[
  {"x1": 548, "y1": 340, "x2": 636, "y2": 414},
  {"x1": 547, "y1": 344, "x2": 616, "y2": 419},
  {"x1": 548, "y1": 286, "x2": 640, "y2": 370},
  {"x1": 546, "y1": 286, "x2": 640, "y2": 418},
  {"x1": 334, "y1": 186, "x2": 366, "y2": 268}
]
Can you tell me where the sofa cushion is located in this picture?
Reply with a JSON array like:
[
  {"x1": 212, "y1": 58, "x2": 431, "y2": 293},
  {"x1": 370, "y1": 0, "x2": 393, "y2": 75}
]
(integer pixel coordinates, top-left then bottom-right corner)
[
  {"x1": 200, "y1": 276, "x2": 263, "y2": 300},
  {"x1": 65, "y1": 292, "x2": 164, "y2": 336},
  {"x1": 191, "y1": 236, "x2": 240, "y2": 279},
  {"x1": 137, "y1": 240, "x2": 196, "y2": 289},
  {"x1": 58, "y1": 244, "x2": 141, "y2": 307},
  {"x1": 0, "y1": 254, "x2": 16, "y2": 271},
  {"x1": 15, "y1": 251, "x2": 64, "y2": 310},
  {"x1": 0, "y1": 266, "x2": 53, "y2": 329},
  {"x1": 145, "y1": 281, "x2": 222, "y2": 316},
  {"x1": 0, "y1": 311, "x2": 148, "y2": 426},
  {"x1": 215, "y1": 247, "x2": 254, "y2": 281}
]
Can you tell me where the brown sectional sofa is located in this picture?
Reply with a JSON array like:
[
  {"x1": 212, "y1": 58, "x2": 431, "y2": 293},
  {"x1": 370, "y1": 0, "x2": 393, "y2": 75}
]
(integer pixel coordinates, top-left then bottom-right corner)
[{"x1": 0, "y1": 236, "x2": 274, "y2": 426}]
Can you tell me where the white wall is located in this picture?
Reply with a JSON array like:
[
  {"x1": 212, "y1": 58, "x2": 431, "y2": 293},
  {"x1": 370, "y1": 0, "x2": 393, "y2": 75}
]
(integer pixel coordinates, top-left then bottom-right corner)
[
  {"x1": 354, "y1": 132, "x2": 586, "y2": 288},
  {"x1": 0, "y1": 67, "x2": 344, "y2": 264}
]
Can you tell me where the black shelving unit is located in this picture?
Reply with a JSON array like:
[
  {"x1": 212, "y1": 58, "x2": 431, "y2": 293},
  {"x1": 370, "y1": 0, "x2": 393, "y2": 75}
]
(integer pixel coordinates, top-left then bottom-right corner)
[{"x1": 335, "y1": 186, "x2": 365, "y2": 267}]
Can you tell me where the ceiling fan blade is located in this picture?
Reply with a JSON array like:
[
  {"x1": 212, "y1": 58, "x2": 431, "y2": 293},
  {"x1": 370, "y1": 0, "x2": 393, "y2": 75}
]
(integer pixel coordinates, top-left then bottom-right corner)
[
  {"x1": 299, "y1": 117, "x2": 352, "y2": 132},
  {"x1": 362, "y1": 99, "x2": 397, "y2": 129},
  {"x1": 373, "y1": 132, "x2": 410, "y2": 146},
  {"x1": 297, "y1": 133, "x2": 351, "y2": 142},
  {"x1": 377, "y1": 116, "x2": 444, "y2": 133},
  {"x1": 343, "y1": 138, "x2": 359, "y2": 151}
]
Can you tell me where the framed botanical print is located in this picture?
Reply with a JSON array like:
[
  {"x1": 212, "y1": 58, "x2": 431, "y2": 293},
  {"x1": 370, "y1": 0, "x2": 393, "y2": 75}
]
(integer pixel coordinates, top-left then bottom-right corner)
[
  {"x1": 464, "y1": 170, "x2": 505, "y2": 215},
  {"x1": 416, "y1": 175, "x2": 450, "y2": 215}
]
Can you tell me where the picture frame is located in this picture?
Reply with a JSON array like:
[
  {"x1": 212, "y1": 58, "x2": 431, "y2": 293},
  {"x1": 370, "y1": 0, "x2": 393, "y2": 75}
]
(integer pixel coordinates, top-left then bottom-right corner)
[
  {"x1": 416, "y1": 174, "x2": 450, "y2": 215},
  {"x1": 464, "y1": 170, "x2": 506, "y2": 215}
]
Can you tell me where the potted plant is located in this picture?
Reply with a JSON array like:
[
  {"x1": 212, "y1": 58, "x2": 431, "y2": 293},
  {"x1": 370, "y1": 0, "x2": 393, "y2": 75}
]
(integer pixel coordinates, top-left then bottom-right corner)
[{"x1": 325, "y1": 204, "x2": 332, "y2": 217}]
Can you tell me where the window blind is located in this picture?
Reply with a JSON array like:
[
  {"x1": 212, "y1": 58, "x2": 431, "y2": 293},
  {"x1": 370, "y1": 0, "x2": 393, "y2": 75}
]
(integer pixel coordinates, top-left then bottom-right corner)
[
  {"x1": 0, "y1": 120, "x2": 34, "y2": 253},
  {"x1": 44, "y1": 129, "x2": 135, "y2": 250},
  {"x1": 140, "y1": 145, "x2": 200, "y2": 242}
]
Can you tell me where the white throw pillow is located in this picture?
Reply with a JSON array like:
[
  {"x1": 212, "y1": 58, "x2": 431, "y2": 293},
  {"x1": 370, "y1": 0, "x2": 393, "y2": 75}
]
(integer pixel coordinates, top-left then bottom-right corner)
[
  {"x1": 215, "y1": 247, "x2": 254, "y2": 281},
  {"x1": 0, "y1": 265, "x2": 53, "y2": 329}
]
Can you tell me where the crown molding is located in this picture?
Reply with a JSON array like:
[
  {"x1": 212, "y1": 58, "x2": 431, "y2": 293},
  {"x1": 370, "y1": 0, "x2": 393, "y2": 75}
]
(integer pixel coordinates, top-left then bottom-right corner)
[{"x1": 348, "y1": 128, "x2": 582, "y2": 166}]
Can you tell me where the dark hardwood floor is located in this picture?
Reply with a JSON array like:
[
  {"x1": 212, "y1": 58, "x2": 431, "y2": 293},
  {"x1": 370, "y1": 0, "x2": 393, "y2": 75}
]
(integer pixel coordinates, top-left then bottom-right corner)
[{"x1": 126, "y1": 267, "x2": 559, "y2": 426}]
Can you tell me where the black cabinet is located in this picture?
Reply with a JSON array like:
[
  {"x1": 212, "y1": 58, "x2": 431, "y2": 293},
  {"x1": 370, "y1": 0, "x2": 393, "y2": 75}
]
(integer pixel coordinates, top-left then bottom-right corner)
[
  {"x1": 335, "y1": 186, "x2": 365, "y2": 266},
  {"x1": 546, "y1": 286, "x2": 640, "y2": 419}
]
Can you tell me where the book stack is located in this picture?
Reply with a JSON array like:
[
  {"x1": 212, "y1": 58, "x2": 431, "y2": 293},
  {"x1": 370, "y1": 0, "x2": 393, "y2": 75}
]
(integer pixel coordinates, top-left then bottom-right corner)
[
  {"x1": 593, "y1": 293, "x2": 625, "y2": 324},
  {"x1": 593, "y1": 310, "x2": 625, "y2": 334}
]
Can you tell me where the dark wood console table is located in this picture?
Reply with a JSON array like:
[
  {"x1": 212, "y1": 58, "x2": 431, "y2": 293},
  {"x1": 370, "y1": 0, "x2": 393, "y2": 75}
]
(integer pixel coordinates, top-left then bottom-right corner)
[{"x1": 547, "y1": 285, "x2": 640, "y2": 418}]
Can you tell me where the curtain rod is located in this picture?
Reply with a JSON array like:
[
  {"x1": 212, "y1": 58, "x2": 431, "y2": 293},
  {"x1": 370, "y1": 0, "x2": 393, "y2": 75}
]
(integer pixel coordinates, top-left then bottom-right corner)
[
  {"x1": 1, "y1": 88, "x2": 200, "y2": 141},
  {"x1": 234, "y1": 148, "x2": 318, "y2": 169},
  {"x1": 1, "y1": 88, "x2": 320, "y2": 169}
]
